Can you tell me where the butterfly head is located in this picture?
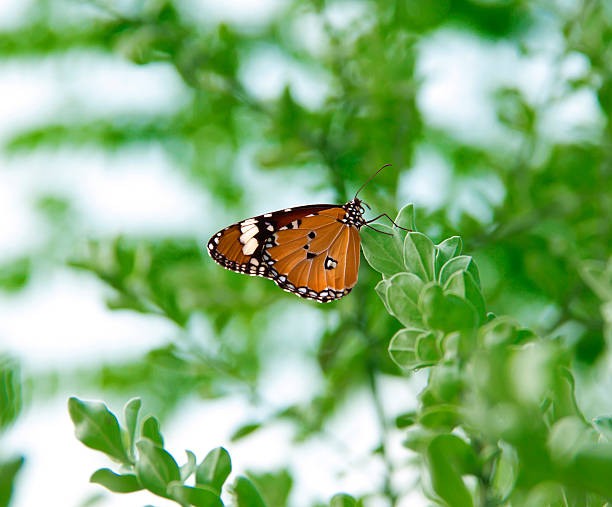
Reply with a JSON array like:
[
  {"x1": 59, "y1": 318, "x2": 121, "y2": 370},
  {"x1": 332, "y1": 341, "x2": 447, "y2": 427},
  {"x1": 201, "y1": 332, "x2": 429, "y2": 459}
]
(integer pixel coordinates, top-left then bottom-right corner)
[{"x1": 343, "y1": 197, "x2": 369, "y2": 229}]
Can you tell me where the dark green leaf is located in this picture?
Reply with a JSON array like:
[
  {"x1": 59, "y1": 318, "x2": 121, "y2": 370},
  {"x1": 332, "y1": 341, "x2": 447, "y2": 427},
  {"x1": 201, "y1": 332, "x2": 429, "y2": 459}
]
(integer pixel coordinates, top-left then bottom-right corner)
[
  {"x1": 419, "y1": 405, "x2": 459, "y2": 430},
  {"x1": 580, "y1": 260, "x2": 612, "y2": 301},
  {"x1": 0, "y1": 456, "x2": 24, "y2": 507},
  {"x1": 562, "y1": 446, "x2": 612, "y2": 499},
  {"x1": 416, "y1": 331, "x2": 441, "y2": 363},
  {"x1": 395, "y1": 412, "x2": 417, "y2": 428},
  {"x1": 404, "y1": 232, "x2": 436, "y2": 282},
  {"x1": 247, "y1": 469, "x2": 292, "y2": 507},
  {"x1": 439, "y1": 256, "x2": 481, "y2": 288},
  {"x1": 141, "y1": 415, "x2": 164, "y2": 447},
  {"x1": 395, "y1": 203, "x2": 416, "y2": 232},
  {"x1": 232, "y1": 476, "x2": 267, "y2": 507},
  {"x1": 90, "y1": 468, "x2": 142, "y2": 493},
  {"x1": 123, "y1": 398, "x2": 141, "y2": 460},
  {"x1": 426, "y1": 434, "x2": 477, "y2": 507},
  {"x1": 230, "y1": 422, "x2": 261, "y2": 442},
  {"x1": 0, "y1": 257, "x2": 30, "y2": 292},
  {"x1": 196, "y1": 447, "x2": 232, "y2": 493},
  {"x1": 435, "y1": 237, "x2": 462, "y2": 276},
  {"x1": 68, "y1": 397, "x2": 129, "y2": 464},
  {"x1": 478, "y1": 317, "x2": 522, "y2": 348},
  {"x1": 167, "y1": 482, "x2": 224, "y2": 507},
  {"x1": 490, "y1": 443, "x2": 518, "y2": 502},
  {"x1": 387, "y1": 272, "x2": 425, "y2": 327},
  {"x1": 388, "y1": 328, "x2": 433, "y2": 370},
  {"x1": 330, "y1": 493, "x2": 357, "y2": 507},
  {"x1": 419, "y1": 283, "x2": 478, "y2": 332},
  {"x1": 135, "y1": 438, "x2": 180, "y2": 498},
  {"x1": 360, "y1": 224, "x2": 405, "y2": 277},
  {"x1": 0, "y1": 357, "x2": 21, "y2": 430},
  {"x1": 443, "y1": 270, "x2": 486, "y2": 324}
]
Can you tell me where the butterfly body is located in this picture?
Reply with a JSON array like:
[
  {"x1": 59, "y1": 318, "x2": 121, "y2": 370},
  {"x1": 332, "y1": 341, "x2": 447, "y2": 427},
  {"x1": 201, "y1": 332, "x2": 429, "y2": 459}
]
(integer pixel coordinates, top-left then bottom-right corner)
[{"x1": 207, "y1": 198, "x2": 367, "y2": 302}]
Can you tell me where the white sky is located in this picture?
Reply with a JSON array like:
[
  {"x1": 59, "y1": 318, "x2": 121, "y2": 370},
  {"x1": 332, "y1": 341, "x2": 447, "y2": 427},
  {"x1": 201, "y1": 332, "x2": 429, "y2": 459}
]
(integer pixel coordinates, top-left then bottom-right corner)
[{"x1": 0, "y1": 0, "x2": 604, "y2": 506}]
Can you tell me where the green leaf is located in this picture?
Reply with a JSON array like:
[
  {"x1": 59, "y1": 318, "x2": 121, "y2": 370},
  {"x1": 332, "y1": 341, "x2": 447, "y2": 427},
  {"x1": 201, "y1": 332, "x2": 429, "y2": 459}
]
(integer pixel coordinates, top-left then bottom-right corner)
[
  {"x1": 580, "y1": 260, "x2": 612, "y2": 301},
  {"x1": 141, "y1": 415, "x2": 164, "y2": 447},
  {"x1": 181, "y1": 450, "x2": 197, "y2": 482},
  {"x1": 232, "y1": 476, "x2": 267, "y2": 507},
  {"x1": 386, "y1": 272, "x2": 425, "y2": 327},
  {"x1": 548, "y1": 417, "x2": 596, "y2": 466},
  {"x1": 388, "y1": 328, "x2": 434, "y2": 370},
  {"x1": 561, "y1": 446, "x2": 612, "y2": 499},
  {"x1": 0, "y1": 356, "x2": 21, "y2": 430},
  {"x1": 123, "y1": 398, "x2": 141, "y2": 460},
  {"x1": 231, "y1": 422, "x2": 261, "y2": 442},
  {"x1": 395, "y1": 203, "x2": 416, "y2": 231},
  {"x1": 90, "y1": 468, "x2": 142, "y2": 493},
  {"x1": 0, "y1": 455, "x2": 24, "y2": 507},
  {"x1": 360, "y1": 224, "x2": 405, "y2": 277},
  {"x1": 426, "y1": 434, "x2": 477, "y2": 507},
  {"x1": 0, "y1": 257, "x2": 30, "y2": 292},
  {"x1": 196, "y1": 447, "x2": 232, "y2": 493},
  {"x1": 490, "y1": 443, "x2": 518, "y2": 502},
  {"x1": 374, "y1": 279, "x2": 393, "y2": 314},
  {"x1": 416, "y1": 331, "x2": 441, "y2": 363},
  {"x1": 248, "y1": 469, "x2": 292, "y2": 507},
  {"x1": 404, "y1": 232, "x2": 436, "y2": 282},
  {"x1": 135, "y1": 438, "x2": 180, "y2": 498},
  {"x1": 594, "y1": 416, "x2": 612, "y2": 443},
  {"x1": 167, "y1": 482, "x2": 224, "y2": 507},
  {"x1": 435, "y1": 236, "x2": 462, "y2": 275},
  {"x1": 439, "y1": 256, "x2": 481, "y2": 287},
  {"x1": 478, "y1": 317, "x2": 522, "y2": 349},
  {"x1": 330, "y1": 493, "x2": 357, "y2": 507},
  {"x1": 419, "y1": 405, "x2": 459, "y2": 430},
  {"x1": 443, "y1": 270, "x2": 486, "y2": 324},
  {"x1": 419, "y1": 283, "x2": 478, "y2": 332},
  {"x1": 395, "y1": 412, "x2": 417, "y2": 428},
  {"x1": 68, "y1": 397, "x2": 130, "y2": 464}
]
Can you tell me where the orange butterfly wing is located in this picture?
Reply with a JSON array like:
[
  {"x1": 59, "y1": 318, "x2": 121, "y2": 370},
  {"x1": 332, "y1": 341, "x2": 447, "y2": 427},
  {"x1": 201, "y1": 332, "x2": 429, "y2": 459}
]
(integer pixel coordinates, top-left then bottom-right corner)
[{"x1": 207, "y1": 204, "x2": 363, "y2": 302}]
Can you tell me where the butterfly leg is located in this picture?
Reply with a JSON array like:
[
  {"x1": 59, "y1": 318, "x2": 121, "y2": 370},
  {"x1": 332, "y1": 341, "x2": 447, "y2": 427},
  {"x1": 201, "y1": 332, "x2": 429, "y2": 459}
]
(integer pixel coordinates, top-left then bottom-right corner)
[{"x1": 366, "y1": 213, "x2": 412, "y2": 231}]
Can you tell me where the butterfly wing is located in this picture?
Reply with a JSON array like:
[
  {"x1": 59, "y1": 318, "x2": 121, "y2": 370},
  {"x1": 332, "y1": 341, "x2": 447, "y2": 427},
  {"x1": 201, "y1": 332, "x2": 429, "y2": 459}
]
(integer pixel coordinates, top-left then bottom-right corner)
[{"x1": 207, "y1": 205, "x2": 361, "y2": 302}]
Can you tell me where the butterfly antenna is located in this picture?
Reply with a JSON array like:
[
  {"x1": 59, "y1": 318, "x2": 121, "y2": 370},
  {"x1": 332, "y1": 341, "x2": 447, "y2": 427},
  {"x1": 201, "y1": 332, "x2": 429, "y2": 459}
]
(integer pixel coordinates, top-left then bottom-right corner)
[
  {"x1": 365, "y1": 223, "x2": 394, "y2": 236},
  {"x1": 354, "y1": 163, "x2": 392, "y2": 200}
]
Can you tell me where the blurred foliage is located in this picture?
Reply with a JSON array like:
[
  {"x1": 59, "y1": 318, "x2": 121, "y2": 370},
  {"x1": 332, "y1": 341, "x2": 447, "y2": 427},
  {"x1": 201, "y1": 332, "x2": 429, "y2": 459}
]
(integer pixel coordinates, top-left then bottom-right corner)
[
  {"x1": 1, "y1": 0, "x2": 612, "y2": 505},
  {"x1": 361, "y1": 206, "x2": 612, "y2": 505},
  {"x1": 0, "y1": 358, "x2": 23, "y2": 507}
]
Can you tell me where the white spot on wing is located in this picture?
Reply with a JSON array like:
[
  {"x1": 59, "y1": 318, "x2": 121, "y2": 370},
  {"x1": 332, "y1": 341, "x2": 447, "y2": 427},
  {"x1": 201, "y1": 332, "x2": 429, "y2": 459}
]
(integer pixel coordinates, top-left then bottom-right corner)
[
  {"x1": 264, "y1": 213, "x2": 273, "y2": 217},
  {"x1": 242, "y1": 237, "x2": 258, "y2": 255},
  {"x1": 239, "y1": 227, "x2": 258, "y2": 245},
  {"x1": 241, "y1": 218, "x2": 257, "y2": 226},
  {"x1": 240, "y1": 223, "x2": 257, "y2": 234}
]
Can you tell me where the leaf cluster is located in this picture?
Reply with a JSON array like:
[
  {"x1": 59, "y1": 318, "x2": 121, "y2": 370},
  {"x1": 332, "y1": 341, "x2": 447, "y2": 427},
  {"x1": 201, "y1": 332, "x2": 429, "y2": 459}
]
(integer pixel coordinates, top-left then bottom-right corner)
[
  {"x1": 361, "y1": 207, "x2": 612, "y2": 506},
  {"x1": 68, "y1": 396, "x2": 357, "y2": 507}
]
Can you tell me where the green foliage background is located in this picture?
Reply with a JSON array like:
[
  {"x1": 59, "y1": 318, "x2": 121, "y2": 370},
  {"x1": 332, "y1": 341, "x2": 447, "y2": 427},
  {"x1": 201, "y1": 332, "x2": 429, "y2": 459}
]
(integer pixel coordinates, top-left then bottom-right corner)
[{"x1": 1, "y1": 0, "x2": 612, "y2": 506}]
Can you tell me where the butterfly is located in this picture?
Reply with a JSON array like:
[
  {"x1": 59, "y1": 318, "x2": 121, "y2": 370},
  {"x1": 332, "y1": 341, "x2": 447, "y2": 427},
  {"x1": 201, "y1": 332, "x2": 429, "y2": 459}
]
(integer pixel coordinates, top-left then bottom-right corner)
[{"x1": 207, "y1": 165, "x2": 409, "y2": 303}]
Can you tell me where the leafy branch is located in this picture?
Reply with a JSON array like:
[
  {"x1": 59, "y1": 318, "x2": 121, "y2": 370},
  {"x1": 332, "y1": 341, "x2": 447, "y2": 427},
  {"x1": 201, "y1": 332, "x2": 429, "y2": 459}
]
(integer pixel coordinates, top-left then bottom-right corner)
[
  {"x1": 358, "y1": 204, "x2": 612, "y2": 506},
  {"x1": 68, "y1": 397, "x2": 359, "y2": 507}
]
